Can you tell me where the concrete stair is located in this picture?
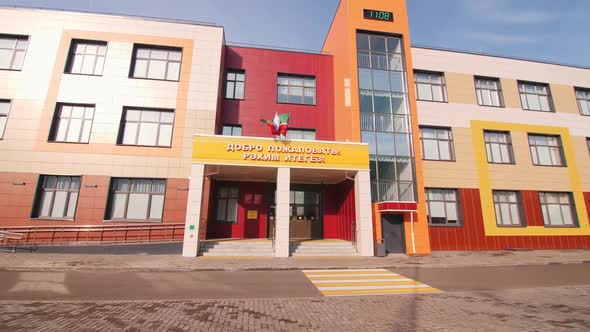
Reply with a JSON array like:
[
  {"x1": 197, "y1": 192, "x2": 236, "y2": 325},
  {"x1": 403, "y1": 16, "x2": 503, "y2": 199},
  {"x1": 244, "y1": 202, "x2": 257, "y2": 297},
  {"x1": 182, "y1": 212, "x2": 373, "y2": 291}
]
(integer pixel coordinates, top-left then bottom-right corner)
[
  {"x1": 289, "y1": 241, "x2": 359, "y2": 256},
  {"x1": 199, "y1": 240, "x2": 274, "y2": 257}
]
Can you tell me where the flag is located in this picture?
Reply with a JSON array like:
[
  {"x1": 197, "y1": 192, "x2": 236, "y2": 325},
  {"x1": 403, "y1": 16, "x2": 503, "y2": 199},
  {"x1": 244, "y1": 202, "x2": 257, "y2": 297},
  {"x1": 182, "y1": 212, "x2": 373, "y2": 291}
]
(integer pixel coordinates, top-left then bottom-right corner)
[{"x1": 260, "y1": 113, "x2": 289, "y2": 138}]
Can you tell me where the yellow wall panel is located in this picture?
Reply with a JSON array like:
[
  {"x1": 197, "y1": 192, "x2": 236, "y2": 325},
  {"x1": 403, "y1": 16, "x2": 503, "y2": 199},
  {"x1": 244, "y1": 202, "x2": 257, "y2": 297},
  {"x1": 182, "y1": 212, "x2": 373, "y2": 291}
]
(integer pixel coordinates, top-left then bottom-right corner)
[
  {"x1": 446, "y1": 72, "x2": 477, "y2": 105},
  {"x1": 500, "y1": 78, "x2": 522, "y2": 109},
  {"x1": 551, "y1": 84, "x2": 580, "y2": 114}
]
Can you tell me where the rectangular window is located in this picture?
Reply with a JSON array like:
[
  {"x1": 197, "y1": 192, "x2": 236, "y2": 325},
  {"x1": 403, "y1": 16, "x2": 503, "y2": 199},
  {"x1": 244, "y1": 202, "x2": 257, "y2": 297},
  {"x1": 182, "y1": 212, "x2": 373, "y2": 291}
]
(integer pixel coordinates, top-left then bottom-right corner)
[
  {"x1": 518, "y1": 81, "x2": 553, "y2": 112},
  {"x1": 539, "y1": 192, "x2": 577, "y2": 227},
  {"x1": 225, "y1": 69, "x2": 245, "y2": 99},
  {"x1": 33, "y1": 175, "x2": 80, "y2": 219},
  {"x1": 0, "y1": 34, "x2": 28, "y2": 70},
  {"x1": 106, "y1": 178, "x2": 166, "y2": 221},
  {"x1": 528, "y1": 134, "x2": 565, "y2": 167},
  {"x1": 286, "y1": 128, "x2": 316, "y2": 140},
  {"x1": 49, "y1": 103, "x2": 94, "y2": 143},
  {"x1": 130, "y1": 45, "x2": 182, "y2": 81},
  {"x1": 277, "y1": 74, "x2": 316, "y2": 105},
  {"x1": 414, "y1": 71, "x2": 447, "y2": 102},
  {"x1": 0, "y1": 99, "x2": 11, "y2": 139},
  {"x1": 426, "y1": 188, "x2": 460, "y2": 226},
  {"x1": 221, "y1": 124, "x2": 242, "y2": 136},
  {"x1": 118, "y1": 107, "x2": 174, "y2": 147},
  {"x1": 65, "y1": 39, "x2": 107, "y2": 76},
  {"x1": 419, "y1": 126, "x2": 455, "y2": 161},
  {"x1": 493, "y1": 191, "x2": 524, "y2": 226},
  {"x1": 216, "y1": 186, "x2": 239, "y2": 224},
  {"x1": 484, "y1": 130, "x2": 514, "y2": 164},
  {"x1": 475, "y1": 77, "x2": 503, "y2": 107},
  {"x1": 575, "y1": 87, "x2": 590, "y2": 116}
]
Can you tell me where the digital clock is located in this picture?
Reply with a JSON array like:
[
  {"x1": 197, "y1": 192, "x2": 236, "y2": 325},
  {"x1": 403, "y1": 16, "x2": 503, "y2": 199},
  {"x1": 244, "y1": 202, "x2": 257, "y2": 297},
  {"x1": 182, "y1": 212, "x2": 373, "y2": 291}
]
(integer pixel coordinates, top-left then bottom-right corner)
[{"x1": 363, "y1": 9, "x2": 394, "y2": 22}]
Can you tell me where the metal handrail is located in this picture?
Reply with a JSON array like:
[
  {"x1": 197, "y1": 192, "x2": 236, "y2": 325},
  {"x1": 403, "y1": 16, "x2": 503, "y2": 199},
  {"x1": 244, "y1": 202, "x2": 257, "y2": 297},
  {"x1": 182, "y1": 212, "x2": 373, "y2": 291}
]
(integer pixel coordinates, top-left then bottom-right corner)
[{"x1": 0, "y1": 223, "x2": 185, "y2": 246}]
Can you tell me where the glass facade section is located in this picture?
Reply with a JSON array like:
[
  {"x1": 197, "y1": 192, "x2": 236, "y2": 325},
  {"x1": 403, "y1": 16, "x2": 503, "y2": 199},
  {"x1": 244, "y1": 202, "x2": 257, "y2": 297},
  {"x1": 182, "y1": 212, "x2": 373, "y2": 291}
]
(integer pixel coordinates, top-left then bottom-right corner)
[{"x1": 357, "y1": 33, "x2": 415, "y2": 202}]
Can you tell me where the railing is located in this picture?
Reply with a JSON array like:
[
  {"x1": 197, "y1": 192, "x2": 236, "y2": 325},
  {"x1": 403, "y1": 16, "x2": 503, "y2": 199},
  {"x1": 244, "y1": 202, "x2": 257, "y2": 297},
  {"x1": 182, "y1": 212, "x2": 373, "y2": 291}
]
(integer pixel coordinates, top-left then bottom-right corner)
[
  {"x1": 0, "y1": 230, "x2": 25, "y2": 253},
  {"x1": 0, "y1": 223, "x2": 185, "y2": 246}
]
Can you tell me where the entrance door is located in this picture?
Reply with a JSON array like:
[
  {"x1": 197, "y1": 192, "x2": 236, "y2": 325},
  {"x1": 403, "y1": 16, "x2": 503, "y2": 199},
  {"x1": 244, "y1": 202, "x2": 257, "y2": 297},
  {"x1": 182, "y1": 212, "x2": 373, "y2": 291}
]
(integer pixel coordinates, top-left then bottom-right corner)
[
  {"x1": 244, "y1": 192, "x2": 264, "y2": 238},
  {"x1": 382, "y1": 214, "x2": 406, "y2": 254}
]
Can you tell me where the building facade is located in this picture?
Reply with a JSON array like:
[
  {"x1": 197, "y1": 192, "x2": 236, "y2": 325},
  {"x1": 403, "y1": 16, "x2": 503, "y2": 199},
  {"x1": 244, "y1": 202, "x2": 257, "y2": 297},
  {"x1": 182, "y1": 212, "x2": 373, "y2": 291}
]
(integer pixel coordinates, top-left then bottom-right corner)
[{"x1": 0, "y1": 0, "x2": 589, "y2": 256}]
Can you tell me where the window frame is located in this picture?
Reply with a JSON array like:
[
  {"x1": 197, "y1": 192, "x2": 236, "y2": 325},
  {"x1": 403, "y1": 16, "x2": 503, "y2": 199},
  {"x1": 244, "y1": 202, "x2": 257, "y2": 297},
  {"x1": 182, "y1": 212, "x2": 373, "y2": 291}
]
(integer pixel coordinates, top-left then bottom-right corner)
[
  {"x1": 224, "y1": 69, "x2": 245, "y2": 100},
  {"x1": 286, "y1": 128, "x2": 317, "y2": 141},
  {"x1": 221, "y1": 124, "x2": 242, "y2": 136},
  {"x1": 528, "y1": 133, "x2": 566, "y2": 167},
  {"x1": 31, "y1": 175, "x2": 81, "y2": 220},
  {"x1": 425, "y1": 188, "x2": 462, "y2": 226},
  {"x1": 48, "y1": 103, "x2": 95, "y2": 144},
  {"x1": 538, "y1": 192, "x2": 578, "y2": 228},
  {"x1": 117, "y1": 106, "x2": 175, "y2": 148},
  {"x1": 276, "y1": 73, "x2": 317, "y2": 106},
  {"x1": 419, "y1": 126, "x2": 455, "y2": 161},
  {"x1": 64, "y1": 39, "x2": 108, "y2": 76},
  {"x1": 413, "y1": 70, "x2": 448, "y2": 103},
  {"x1": 474, "y1": 76, "x2": 504, "y2": 108},
  {"x1": 215, "y1": 186, "x2": 239, "y2": 224},
  {"x1": 575, "y1": 87, "x2": 590, "y2": 116},
  {"x1": 492, "y1": 190, "x2": 525, "y2": 227},
  {"x1": 518, "y1": 81, "x2": 554, "y2": 112},
  {"x1": 0, "y1": 99, "x2": 11, "y2": 140},
  {"x1": 129, "y1": 44, "x2": 182, "y2": 82},
  {"x1": 105, "y1": 178, "x2": 167, "y2": 222},
  {"x1": 483, "y1": 130, "x2": 515, "y2": 164},
  {"x1": 0, "y1": 34, "x2": 29, "y2": 71}
]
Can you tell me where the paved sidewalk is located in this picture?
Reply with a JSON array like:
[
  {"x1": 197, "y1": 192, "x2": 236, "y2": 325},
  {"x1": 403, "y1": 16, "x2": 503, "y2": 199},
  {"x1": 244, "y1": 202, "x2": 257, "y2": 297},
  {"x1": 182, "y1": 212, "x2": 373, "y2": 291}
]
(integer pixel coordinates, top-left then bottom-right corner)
[{"x1": 0, "y1": 249, "x2": 589, "y2": 272}]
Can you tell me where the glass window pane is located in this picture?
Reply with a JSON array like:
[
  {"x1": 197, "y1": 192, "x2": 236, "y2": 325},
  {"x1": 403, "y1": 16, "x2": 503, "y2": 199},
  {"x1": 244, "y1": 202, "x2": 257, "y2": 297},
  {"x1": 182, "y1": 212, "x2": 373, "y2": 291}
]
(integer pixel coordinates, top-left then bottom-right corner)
[
  {"x1": 417, "y1": 83, "x2": 432, "y2": 100},
  {"x1": 158, "y1": 124, "x2": 173, "y2": 146},
  {"x1": 71, "y1": 54, "x2": 84, "y2": 73},
  {"x1": 526, "y1": 94, "x2": 541, "y2": 110},
  {"x1": 361, "y1": 131, "x2": 376, "y2": 155},
  {"x1": 166, "y1": 61, "x2": 181, "y2": 81},
  {"x1": 372, "y1": 70, "x2": 390, "y2": 91},
  {"x1": 39, "y1": 191, "x2": 54, "y2": 217},
  {"x1": 391, "y1": 94, "x2": 406, "y2": 114},
  {"x1": 127, "y1": 193, "x2": 149, "y2": 219},
  {"x1": 386, "y1": 38, "x2": 401, "y2": 53},
  {"x1": 395, "y1": 134, "x2": 411, "y2": 156},
  {"x1": 432, "y1": 85, "x2": 444, "y2": 101},
  {"x1": 561, "y1": 206, "x2": 574, "y2": 225},
  {"x1": 357, "y1": 51, "x2": 370, "y2": 68},
  {"x1": 227, "y1": 199, "x2": 238, "y2": 222},
  {"x1": 446, "y1": 202, "x2": 458, "y2": 222},
  {"x1": 373, "y1": 91, "x2": 391, "y2": 113},
  {"x1": 51, "y1": 191, "x2": 68, "y2": 218},
  {"x1": 396, "y1": 158, "x2": 413, "y2": 181},
  {"x1": 377, "y1": 133, "x2": 395, "y2": 155},
  {"x1": 11, "y1": 50, "x2": 25, "y2": 70},
  {"x1": 126, "y1": 110, "x2": 140, "y2": 121},
  {"x1": 149, "y1": 195, "x2": 164, "y2": 219},
  {"x1": 133, "y1": 59, "x2": 148, "y2": 78},
  {"x1": 235, "y1": 82, "x2": 245, "y2": 99},
  {"x1": 168, "y1": 51, "x2": 182, "y2": 61},
  {"x1": 430, "y1": 201, "x2": 445, "y2": 218},
  {"x1": 81, "y1": 54, "x2": 96, "y2": 74},
  {"x1": 371, "y1": 53, "x2": 388, "y2": 70},
  {"x1": 66, "y1": 118, "x2": 82, "y2": 142},
  {"x1": 423, "y1": 140, "x2": 439, "y2": 159},
  {"x1": 216, "y1": 199, "x2": 227, "y2": 221},
  {"x1": 226, "y1": 82, "x2": 235, "y2": 98},
  {"x1": 390, "y1": 72, "x2": 404, "y2": 93},
  {"x1": 358, "y1": 69, "x2": 373, "y2": 90},
  {"x1": 141, "y1": 111, "x2": 160, "y2": 122},
  {"x1": 55, "y1": 119, "x2": 69, "y2": 142},
  {"x1": 277, "y1": 86, "x2": 288, "y2": 103},
  {"x1": 356, "y1": 34, "x2": 369, "y2": 50},
  {"x1": 370, "y1": 35, "x2": 386, "y2": 52},
  {"x1": 548, "y1": 205, "x2": 563, "y2": 225},
  {"x1": 509, "y1": 204, "x2": 521, "y2": 225},
  {"x1": 147, "y1": 60, "x2": 166, "y2": 79},
  {"x1": 359, "y1": 90, "x2": 373, "y2": 113},
  {"x1": 438, "y1": 141, "x2": 451, "y2": 160},
  {"x1": 0, "y1": 49, "x2": 13, "y2": 69},
  {"x1": 66, "y1": 192, "x2": 78, "y2": 218},
  {"x1": 377, "y1": 159, "x2": 396, "y2": 181},
  {"x1": 122, "y1": 122, "x2": 138, "y2": 145},
  {"x1": 536, "y1": 147, "x2": 552, "y2": 165}
]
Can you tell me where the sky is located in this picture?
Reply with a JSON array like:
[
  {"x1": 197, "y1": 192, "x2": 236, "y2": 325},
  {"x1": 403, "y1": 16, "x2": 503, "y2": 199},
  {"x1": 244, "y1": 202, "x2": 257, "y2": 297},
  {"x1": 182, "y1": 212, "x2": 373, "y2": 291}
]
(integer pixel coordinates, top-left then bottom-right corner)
[{"x1": 1, "y1": 0, "x2": 588, "y2": 67}]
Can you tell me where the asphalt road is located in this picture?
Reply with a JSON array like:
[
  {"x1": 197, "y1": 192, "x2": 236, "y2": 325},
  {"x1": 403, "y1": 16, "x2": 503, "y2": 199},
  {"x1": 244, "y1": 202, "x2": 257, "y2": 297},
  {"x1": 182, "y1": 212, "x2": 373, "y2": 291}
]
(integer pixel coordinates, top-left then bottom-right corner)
[{"x1": 1, "y1": 263, "x2": 589, "y2": 301}]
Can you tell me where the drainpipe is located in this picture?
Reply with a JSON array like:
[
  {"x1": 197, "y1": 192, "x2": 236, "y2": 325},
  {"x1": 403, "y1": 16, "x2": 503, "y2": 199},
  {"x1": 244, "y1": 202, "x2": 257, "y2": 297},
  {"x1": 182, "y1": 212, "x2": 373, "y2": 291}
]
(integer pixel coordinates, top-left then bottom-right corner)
[{"x1": 410, "y1": 211, "x2": 416, "y2": 254}]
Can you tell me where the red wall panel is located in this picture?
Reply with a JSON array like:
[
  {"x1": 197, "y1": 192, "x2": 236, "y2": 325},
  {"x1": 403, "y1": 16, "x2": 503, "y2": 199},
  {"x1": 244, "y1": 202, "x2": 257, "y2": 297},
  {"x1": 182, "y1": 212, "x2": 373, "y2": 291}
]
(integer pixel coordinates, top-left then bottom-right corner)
[
  {"x1": 221, "y1": 46, "x2": 335, "y2": 140},
  {"x1": 429, "y1": 189, "x2": 590, "y2": 250},
  {"x1": 323, "y1": 180, "x2": 355, "y2": 241}
]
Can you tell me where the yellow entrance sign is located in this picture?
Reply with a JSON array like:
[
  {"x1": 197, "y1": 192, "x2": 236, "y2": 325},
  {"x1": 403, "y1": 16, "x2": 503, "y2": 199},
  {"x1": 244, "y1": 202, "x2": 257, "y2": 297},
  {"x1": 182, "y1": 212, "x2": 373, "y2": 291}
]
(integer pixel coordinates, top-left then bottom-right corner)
[{"x1": 193, "y1": 135, "x2": 369, "y2": 170}]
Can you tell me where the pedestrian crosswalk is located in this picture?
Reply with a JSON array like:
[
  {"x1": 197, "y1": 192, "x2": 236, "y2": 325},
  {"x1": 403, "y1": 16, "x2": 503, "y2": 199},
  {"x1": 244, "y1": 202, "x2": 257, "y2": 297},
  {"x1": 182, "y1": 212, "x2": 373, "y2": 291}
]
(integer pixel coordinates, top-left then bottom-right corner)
[{"x1": 302, "y1": 268, "x2": 440, "y2": 297}]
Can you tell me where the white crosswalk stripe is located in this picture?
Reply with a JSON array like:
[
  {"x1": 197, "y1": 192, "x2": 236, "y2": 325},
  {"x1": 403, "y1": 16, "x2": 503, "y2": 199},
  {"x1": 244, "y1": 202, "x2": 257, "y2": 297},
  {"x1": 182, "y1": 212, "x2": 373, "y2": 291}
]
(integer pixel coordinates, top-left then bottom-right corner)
[{"x1": 303, "y1": 268, "x2": 441, "y2": 297}]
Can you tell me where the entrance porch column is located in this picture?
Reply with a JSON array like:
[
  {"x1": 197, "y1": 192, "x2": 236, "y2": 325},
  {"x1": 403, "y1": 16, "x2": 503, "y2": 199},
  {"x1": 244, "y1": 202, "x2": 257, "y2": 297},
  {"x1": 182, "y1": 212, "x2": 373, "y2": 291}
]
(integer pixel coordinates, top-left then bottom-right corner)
[
  {"x1": 355, "y1": 170, "x2": 375, "y2": 256},
  {"x1": 182, "y1": 163, "x2": 205, "y2": 257},
  {"x1": 275, "y1": 167, "x2": 290, "y2": 257}
]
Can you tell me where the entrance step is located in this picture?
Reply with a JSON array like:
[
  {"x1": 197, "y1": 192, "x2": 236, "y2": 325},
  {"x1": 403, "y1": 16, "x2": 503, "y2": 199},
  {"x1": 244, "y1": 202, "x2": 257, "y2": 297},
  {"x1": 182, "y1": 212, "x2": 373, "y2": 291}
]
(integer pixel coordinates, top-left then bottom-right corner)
[
  {"x1": 199, "y1": 240, "x2": 274, "y2": 257},
  {"x1": 289, "y1": 241, "x2": 359, "y2": 257}
]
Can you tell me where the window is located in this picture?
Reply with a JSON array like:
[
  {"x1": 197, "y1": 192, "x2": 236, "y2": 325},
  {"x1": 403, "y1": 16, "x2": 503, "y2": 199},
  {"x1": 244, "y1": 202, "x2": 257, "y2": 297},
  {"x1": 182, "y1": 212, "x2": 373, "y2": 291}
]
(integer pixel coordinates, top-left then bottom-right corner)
[
  {"x1": 475, "y1": 77, "x2": 503, "y2": 107},
  {"x1": 33, "y1": 175, "x2": 80, "y2": 219},
  {"x1": 225, "y1": 70, "x2": 245, "y2": 99},
  {"x1": 414, "y1": 71, "x2": 447, "y2": 102},
  {"x1": 216, "y1": 187, "x2": 238, "y2": 223},
  {"x1": 0, "y1": 99, "x2": 10, "y2": 139},
  {"x1": 0, "y1": 34, "x2": 28, "y2": 70},
  {"x1": 49, "y1": 103, "x2": 94, "y2": 143},
  {"x1": 107, "y1": 178, "x2": 166, "y2": 221},
  {"x1": 130, "y1": 45, "x2": 182, "y2": 81},
  {"x1": 118, "y1": 107, "x2": 174, "y2": 147},
  {"x1": 493, "y1": 191, "x2": 524, "y2": 226},
  {"x1": 539, "y1": 192, "x2": 577, "y2": 227},
  {"x1": 277, "y1": 74, "x2": 316, "y2": 105},
  {"x1": 419, "y1": 127, "x2": 454, "y2": 161},
  {"x1": 528, "y1": 134, "x2": 565, "y2": 167},
  {"x1": 286, "y1": 128, "x2": 316, "y2": 140},
  {"x1": 518, "y1": 81, "x2": 553, "y2": 112},
  {"x1": 221, "y1": 124, "x2": 242, "y2": 136},
  {"x1": 65, "y1": 40, "x2": 107, "y2": 75},
  {"x1": 575, "y1": 87, "x2": 590, "y2": 116},
  {"x1": 426, "y1": 188, "x2": 460, "y2": 225},
  {"x1": 290, "y1": 190, "x2": 320, "y2": 221},
  {"x1": 484, "y1": 131, "x2": 514, "y2": 164}
]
